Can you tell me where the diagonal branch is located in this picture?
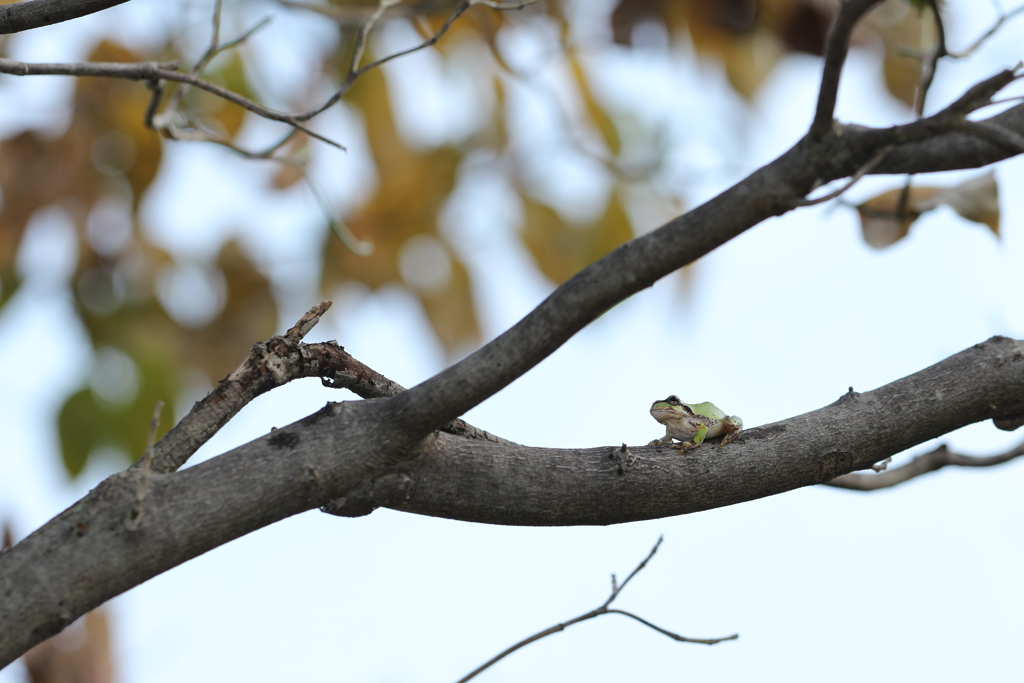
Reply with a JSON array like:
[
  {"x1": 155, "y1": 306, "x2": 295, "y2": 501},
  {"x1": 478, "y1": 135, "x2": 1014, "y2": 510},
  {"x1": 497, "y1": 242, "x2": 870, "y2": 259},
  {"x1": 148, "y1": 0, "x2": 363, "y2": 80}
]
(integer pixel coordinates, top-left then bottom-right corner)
[{"x1": 825, "y1": 442, "x2": 1024, "y2": 491}]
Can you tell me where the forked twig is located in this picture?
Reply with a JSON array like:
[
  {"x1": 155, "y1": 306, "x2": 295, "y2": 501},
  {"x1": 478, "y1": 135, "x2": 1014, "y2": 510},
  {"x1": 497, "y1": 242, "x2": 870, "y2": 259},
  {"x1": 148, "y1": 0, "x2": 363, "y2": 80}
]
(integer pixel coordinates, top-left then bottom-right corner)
[
  {"x1": 295, "y1": 0, "x2": 475, "y2": 121},
  {"x1": 455, "y1": 537, "x2": 737, "y2": 683},
  {"x1": 789, "y1": 144, "x2": 894, "y2": 207},
  {"x1": 826, "y1": 441, "x2": 1024, "y2": 490}
]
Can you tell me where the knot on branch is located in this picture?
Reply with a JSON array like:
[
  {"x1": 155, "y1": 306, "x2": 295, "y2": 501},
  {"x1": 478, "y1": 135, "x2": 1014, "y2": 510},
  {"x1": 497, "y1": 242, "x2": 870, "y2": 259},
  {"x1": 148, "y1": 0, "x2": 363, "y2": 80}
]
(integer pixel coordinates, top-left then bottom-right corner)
[{"x1": 320, "y1": 473, "x2": 415, "y2": 517}]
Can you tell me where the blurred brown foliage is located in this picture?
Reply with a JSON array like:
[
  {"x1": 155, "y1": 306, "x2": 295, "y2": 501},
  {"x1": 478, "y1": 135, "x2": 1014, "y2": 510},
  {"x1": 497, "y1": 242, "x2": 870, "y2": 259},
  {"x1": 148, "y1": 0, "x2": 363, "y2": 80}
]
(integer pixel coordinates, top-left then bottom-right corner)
[{"x1": 0, "y1": 0, "x2": 967, "y2": 476}]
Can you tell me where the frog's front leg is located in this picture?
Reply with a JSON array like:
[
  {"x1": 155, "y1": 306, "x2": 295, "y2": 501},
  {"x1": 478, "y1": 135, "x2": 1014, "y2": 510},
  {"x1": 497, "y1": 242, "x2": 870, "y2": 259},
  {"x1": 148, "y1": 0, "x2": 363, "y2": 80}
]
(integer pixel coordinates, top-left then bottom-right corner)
[
  {"x1": 670, "y1": 424, "x2": 708, "y2": 452},
  {"x1": 717, "y1": 416, "x2": 743, "y2": 447},
  {"x1": 647, "y1": 430, "x2": 676, "y2": 447}
]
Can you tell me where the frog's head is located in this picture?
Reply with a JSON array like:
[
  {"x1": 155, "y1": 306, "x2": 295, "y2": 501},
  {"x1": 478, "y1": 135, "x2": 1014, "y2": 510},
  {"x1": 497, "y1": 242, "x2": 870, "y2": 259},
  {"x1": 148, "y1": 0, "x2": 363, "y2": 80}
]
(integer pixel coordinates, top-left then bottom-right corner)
[
  {"x1": 650, "y1": 395, "x2": 694, "y2": 417},
  {"x1": 651, "y1": 395, "x2": 687, "y2": 411}
]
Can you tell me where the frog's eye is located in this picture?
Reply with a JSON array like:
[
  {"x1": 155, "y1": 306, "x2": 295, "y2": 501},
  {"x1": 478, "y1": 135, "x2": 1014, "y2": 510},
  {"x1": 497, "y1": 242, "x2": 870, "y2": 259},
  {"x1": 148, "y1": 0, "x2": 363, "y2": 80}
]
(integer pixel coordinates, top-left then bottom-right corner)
[{"x1": 666, "y1": 395, "x2": 680, "y2": 403}]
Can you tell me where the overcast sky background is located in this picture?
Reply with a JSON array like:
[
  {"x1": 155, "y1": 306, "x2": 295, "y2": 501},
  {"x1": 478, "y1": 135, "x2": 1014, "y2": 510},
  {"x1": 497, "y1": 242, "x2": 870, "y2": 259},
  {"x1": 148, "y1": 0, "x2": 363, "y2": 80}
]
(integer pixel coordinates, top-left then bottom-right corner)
[{"x1": 2, "y1": 1, "x2": 1024, "y2": 681}]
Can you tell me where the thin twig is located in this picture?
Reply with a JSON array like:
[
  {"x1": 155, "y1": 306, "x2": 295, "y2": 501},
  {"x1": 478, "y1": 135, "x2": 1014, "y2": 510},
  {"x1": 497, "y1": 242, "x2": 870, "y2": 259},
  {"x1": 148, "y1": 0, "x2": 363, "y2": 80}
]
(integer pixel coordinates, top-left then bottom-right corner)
[
  {"x1": 472, "y1": 0, "x2": 543, "y2": 8},
  {"x1": 286, "y1": 300, "x2": 333, "y2": 338},
  {"x1": 126, "y1": 401, "x2": 165, "y2": 528},
  {"x1": 0, "y1": 57, "x2": 345, "y2": 150},
  {"x1": 789, "y1": 144, "x2": 894, "y2": 207},
  {"x1": 825, "y1": 442, "x2": 1024, "y2": 491},
  {"x1": 455, "y1": 537, "x2": 737, "y2": 683},
  {"x1": 163, "y1": 0, "x2": 272, "y2": 118},
  {"x1": 295, "y1": 0, "x2": 472, "y2": 121},
  {"x1": 948, "y1": 2, "x2": 1024, "y2": 58}
]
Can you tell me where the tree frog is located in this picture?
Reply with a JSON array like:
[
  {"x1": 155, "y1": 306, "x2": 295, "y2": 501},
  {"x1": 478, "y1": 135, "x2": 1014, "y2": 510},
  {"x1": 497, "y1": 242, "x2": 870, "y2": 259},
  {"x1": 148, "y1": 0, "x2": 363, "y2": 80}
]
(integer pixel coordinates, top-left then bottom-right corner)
[{"x1": 648, "y1": 395, "x2": 743, "y2": 452}]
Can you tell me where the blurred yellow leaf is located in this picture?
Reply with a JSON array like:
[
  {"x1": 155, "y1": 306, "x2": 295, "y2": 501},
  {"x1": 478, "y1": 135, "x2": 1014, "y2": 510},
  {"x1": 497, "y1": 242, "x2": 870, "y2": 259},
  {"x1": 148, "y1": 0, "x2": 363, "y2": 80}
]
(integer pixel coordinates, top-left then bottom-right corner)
[
  {"x1": 322, "y1": 62, "x2": 473, "y2": 351},
  {"x1": 569, "y1": 55, "x2": 620, "y2": 155},
  {"x1": 720, "y1": 25, "x2": 784, "y2": 99},
  {"x1": 927, "y1": 172, "x2": 999, "y2": 236},
  {"x1": 0, "y1": 39, "x2": 163, "y2": 287},
  {"x1": 610, "y1": 0, "x2": 831, "y2": 98},
  {"x1": 522, "y1": 192, "x2": 633, "y2": 284},
  {"x1": 855, "y1": 173, "x2": 999, "y2": 249},
  {"x1": 867, "y1": 0, "x2": 938, "y2": 108},
  {"x1": 82, "y1": 41, "x2": 164, "y2": 206}
]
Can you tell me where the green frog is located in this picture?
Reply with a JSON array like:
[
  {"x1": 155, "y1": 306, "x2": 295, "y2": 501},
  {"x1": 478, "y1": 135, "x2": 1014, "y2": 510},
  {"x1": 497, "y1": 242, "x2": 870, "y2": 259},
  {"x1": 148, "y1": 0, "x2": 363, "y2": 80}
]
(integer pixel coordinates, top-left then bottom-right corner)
[{"x1": 648, "y1": 395, "x2": 743, "y2": 452}]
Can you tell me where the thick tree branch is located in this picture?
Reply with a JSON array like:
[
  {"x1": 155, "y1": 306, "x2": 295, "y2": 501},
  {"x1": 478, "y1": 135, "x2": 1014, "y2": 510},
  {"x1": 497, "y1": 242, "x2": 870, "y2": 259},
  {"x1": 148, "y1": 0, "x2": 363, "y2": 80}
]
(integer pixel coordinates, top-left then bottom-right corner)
[
  {"x1": 0, "y1": 0, "x2": 130, "y2": 34},
  {"x1": 2, "y1": 335, "x2": 1022, "y2": 668},
  {"x1": 352, "y1": 337, "x2": 1024, "y2": 524},
  {"x1": 825, "y1": 442, "x2": 1024, "y2": 491}
]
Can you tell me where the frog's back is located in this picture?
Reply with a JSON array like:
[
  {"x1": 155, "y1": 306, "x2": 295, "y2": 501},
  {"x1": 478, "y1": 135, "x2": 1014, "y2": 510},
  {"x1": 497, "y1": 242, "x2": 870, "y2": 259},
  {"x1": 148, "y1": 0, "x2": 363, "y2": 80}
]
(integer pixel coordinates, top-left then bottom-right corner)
[{"x1": 689, "y1": 401, "x2": 727, "y2": 420}]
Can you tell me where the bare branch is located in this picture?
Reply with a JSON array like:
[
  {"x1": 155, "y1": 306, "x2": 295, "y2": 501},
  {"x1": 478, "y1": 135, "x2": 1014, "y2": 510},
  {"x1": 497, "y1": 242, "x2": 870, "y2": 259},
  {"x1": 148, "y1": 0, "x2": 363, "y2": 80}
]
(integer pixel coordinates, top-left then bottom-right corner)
[
  {"x1": 472, "y1": 0, "x2": 543, "y2": 8},
  {"x1": 162, "y1": 0, "x2": 272, "y2": 119},
  {"x1": 145, "y1": 301, "x2": 340, "y2": 473},
  {"x1": 456, "y1": 537, "x2": 736, "y2": 683},
  {"x1": 147, "y1": 300, "x2": 508, "y2": 475},
  {"x1": 603, "y1": 536, "x2": 662, "y2": 607},
  {"x1": 948, "y1": 2, "x2": 1024, "y2": 58},
  {"x1": 278, "y1": 0, "x2": 423, "y2": 26},
  {"x1": 825, "y1": 442, "x2": 1024, "y2": 491},
  {"x1": 789, "y1": 144, "x2": 894, "y2": 207},
  {"x1": 296, "y1": 0, "x2": 473, "y2": 121},
  {"x1": 0, "y1": 57, "x2": 346, "y2": 151},
  {"x1": 958, "y1": 118, "x2": 1024, "y2": 154},
  {"x1": 0, "y1": 0, "x2": 130, "y2": 35},
  {"x1": 605, "y1": 610, "x2": 738, "y2": 646},
  {"x1": 810, "y1": 0, "x2": 886, "y2": 139}
]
